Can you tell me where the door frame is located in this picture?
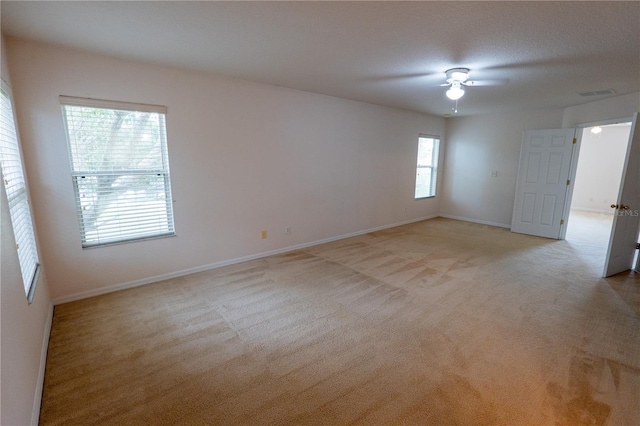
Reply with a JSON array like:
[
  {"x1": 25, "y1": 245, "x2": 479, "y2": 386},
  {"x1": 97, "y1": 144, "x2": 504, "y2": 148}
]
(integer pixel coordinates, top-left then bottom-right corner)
[{"x1": 558, "y1": 116, "x2": 634, "y2": 240}]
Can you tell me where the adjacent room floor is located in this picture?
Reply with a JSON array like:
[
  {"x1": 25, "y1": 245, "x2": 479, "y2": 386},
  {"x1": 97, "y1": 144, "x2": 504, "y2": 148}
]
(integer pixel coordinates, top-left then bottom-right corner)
[
  {"x1": 39, "y1": 218, "x2": 640, "y2": 425},
  {"x1": 566, "y1": 209, "x2": 615, "y2": 255}
]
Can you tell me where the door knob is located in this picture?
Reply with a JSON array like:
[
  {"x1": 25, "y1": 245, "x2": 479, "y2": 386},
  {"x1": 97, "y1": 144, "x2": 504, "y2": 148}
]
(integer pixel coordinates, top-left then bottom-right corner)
[
  {"x1": 611, "y1": 204, "x2": 619, "y2": 209},
  {"x1": 621, "y1": 205, "x2": 630, "y2": 210}
]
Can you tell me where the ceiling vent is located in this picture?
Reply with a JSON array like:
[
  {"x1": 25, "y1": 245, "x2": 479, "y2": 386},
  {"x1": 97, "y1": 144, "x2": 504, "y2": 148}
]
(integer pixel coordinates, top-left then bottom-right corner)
[{"x1": 579, "y1": 89, "x2": 616, "y2": 97}]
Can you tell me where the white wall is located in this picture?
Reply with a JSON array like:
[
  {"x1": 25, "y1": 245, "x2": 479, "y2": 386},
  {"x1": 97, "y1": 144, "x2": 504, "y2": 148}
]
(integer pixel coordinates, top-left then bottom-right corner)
[
  {"x1": 440, "y1": 92, "x2": 640, "y2": 228},
  {"x1": 440, "y1": 109, "x2": 563, "y2": 227},
  {"x1": 562, "y1": 92, "x2": 640, "y2": 128},
  {"x1": 0, "y1": 35, "x2": 53, "y2": 426},
  {"x1": 571, "y1": 125, "x2": 631, "y2": 212},
  {"x1": 6, "y1": 38, "x2": 445, "y2": 302}
]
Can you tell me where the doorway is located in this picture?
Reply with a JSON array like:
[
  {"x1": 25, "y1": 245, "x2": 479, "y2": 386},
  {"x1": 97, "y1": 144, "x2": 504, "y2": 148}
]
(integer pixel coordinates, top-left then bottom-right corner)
[{"x1": 565, "y1": 122, "x2": 632, "y2": 265}]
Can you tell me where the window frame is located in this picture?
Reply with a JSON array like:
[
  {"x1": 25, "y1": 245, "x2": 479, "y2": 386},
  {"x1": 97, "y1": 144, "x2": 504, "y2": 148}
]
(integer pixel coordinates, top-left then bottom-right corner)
[
  {"x1": 0, "y1": 79, "x2": 41, "y2": 303},
  {"x1": 414, "y1": 134, "x2": 440, "y2": 199},
  {"x1": 60, "y1": 96, "x2": 176, "y2": 248}
]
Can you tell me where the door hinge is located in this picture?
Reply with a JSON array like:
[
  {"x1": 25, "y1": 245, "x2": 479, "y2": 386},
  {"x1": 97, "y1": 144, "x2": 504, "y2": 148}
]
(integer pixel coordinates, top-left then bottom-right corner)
[
  {"x1": 560, "y1": 219, "x2": 565, "y2": 225},
  {"x1": 573, "y1": 138, "x2": 577, "y2": 144},
  {"x1": 636, "y1": 243, "x2": 640, "y2": 250},
  {"x1": 566, "y1": 179, "x2": 571, "y2": 186}
]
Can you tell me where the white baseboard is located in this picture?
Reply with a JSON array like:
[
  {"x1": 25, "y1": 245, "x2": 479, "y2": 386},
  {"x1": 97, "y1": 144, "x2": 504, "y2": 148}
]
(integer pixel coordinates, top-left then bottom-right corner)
[
  {"x1": 31, "y1": 302, "x2": 54, "y2": 426},
  {"x1": 570, "y1": 207, "x2": 610, "y2": 214},
  {"x1": 438, "y1": 214, "x2": 511, "y2": 229},
  {"x1": 52, "y1": 215, "x2": 437, "y2": 305}
]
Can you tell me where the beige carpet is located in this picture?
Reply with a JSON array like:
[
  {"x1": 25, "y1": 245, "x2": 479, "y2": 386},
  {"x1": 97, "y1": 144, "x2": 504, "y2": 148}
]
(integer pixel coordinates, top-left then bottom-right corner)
[{"x1": 40, "y1": 218, "x2": 640, "y2": 425}]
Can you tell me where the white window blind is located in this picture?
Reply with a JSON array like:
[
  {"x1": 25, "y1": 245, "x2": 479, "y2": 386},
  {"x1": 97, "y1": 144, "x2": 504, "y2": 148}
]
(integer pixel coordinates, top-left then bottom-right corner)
[
  {"x1": 0, "y1": 85, "x2": 40, "y2": 301},
  {"x1": 60, "y1": 97, "x2": 175, "y2": 248},
  {"x1": 415, "y1": 135, "x2": 440, "y2": 199}
]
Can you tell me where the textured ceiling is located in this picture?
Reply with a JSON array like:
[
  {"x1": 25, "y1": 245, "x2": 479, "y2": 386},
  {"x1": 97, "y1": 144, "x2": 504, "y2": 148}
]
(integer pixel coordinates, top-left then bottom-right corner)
[{"x1": 2, "y1": 1, "x2": 639, "y2": 117}]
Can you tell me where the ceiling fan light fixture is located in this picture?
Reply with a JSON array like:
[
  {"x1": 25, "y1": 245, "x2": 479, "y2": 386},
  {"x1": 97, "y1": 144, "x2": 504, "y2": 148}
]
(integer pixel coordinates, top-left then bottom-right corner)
[
  {"x1": 446, "y1": 82, "x2": 465, "y2": 100},
  {"x1": 445, "y1": 67, "x2": 470, "y2": 83}
]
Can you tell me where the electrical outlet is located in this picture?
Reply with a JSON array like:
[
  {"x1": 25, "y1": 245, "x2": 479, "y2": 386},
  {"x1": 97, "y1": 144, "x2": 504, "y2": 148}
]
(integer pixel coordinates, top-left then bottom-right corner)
[
  {"x1": 261, "y1": 230, "x2": 267, "y2": 239},
  {"x1": 285, "y1": 226, "x2": 291, "y2": 234}
]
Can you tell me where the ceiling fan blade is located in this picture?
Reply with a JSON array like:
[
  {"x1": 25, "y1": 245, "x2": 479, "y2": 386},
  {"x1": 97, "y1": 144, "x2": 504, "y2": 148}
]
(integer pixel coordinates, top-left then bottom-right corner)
[
  {"x1": 464, "y1": 78, "x2": 510, "y2": 87},
  {"x1": 362, "y1": 71, "x2": 442, "y2": 83},
  {"x1": 439, "y1": 83, "x2": 451, "y2": 87}
]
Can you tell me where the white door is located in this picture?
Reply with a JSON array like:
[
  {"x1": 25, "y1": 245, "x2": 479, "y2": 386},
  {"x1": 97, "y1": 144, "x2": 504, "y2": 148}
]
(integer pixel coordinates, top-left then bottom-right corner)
[
  {"x1": 511, "y1": 128, "x2": 576, "y2": 239},
  {"x1": 603, "y1": 113, "x2": 640, "y2": 277}
]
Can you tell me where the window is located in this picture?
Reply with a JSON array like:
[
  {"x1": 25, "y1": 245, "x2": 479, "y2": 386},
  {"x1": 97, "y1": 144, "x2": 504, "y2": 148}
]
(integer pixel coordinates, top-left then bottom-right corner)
[
  {"x1": 0, "y1": 83, "x2": 40, "y2": 302},
  {"x1": 60, "y1": 97, "x2": 175, "y2": 248},
  {"x1": 415, "y1": 135, "x2": 440, "y2": 199}
]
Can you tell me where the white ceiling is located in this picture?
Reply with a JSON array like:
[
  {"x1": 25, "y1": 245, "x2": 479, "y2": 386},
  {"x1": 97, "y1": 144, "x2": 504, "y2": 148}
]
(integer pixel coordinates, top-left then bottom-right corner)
[{"x1": 1, "y1": 1, "x2": 639, "y2": 117}]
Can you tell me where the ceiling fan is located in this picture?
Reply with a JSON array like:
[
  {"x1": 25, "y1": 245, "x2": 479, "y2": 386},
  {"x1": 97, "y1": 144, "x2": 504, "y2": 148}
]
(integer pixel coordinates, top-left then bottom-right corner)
[{"x1": 441, "y1": 67, "x2": 508, "y2": 113}]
